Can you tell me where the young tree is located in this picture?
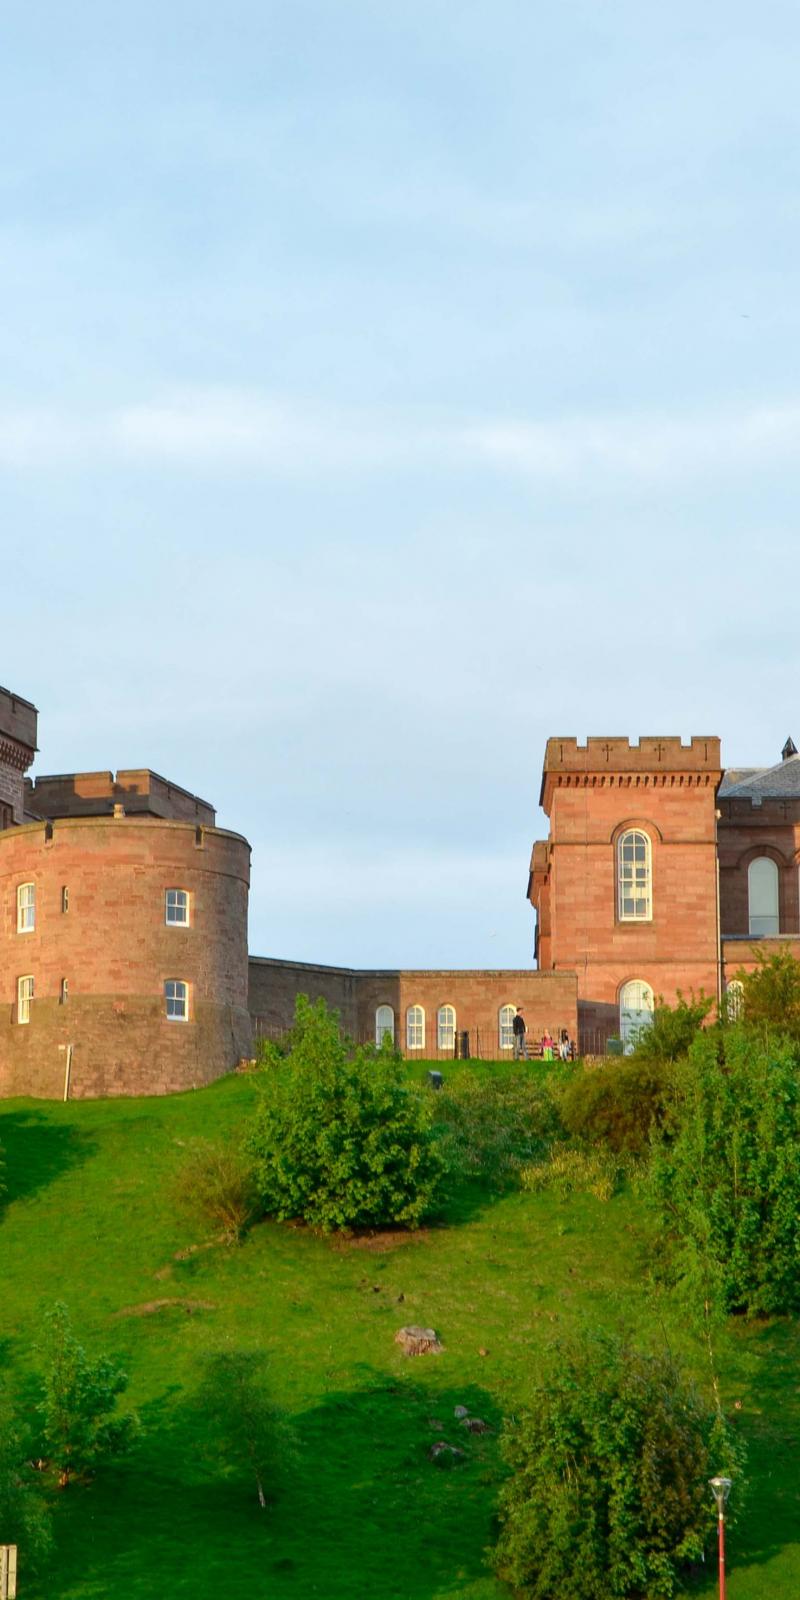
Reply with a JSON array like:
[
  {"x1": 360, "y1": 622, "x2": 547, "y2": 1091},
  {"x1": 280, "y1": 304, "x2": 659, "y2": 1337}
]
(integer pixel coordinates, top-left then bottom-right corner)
[
  {"x1": 38, "y1": 1303, "x2": 138, "y2": 1487},
  {"x1": 738, "y1": 947, "x2": 800, "y2": 1040},
  {"x1": 248, "y1": 995, "x2": 444, "y2": 1231},
  {"x1": 196, "y1": 1351, "x2": 289, "y2": 1508},
  {"x1": 633, "y1": 991, "x2": 712, "y2": 1063},
  {"x1": 493, "y1": 1334, "x2": 743, "y2": 1600}
]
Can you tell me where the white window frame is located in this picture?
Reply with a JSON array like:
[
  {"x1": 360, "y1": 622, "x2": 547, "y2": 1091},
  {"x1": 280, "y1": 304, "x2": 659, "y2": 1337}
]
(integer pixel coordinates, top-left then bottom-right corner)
[
  {"x1": 165, "y1": 979, "x2": 189, "y2": 1021},
  {"x1": 165, "y1": 888, "x2": 190, "y2": 927},
  {"x1": 17, "y1": 975, "x2": 34, "y2": 1024},
  {"x1": 619, "y1": 979, "x2": 654, "y2": 1052},
  {"x1": 406, "y1": 1004, "x2": 425, "y2": 1051},
  {"x1": 748, "y1": 857, "x2": 779, "y2": 937},
  {"x1": 617, "y1": 830, "x2": 652, "y2": 922},
  {"x1": 499, "y1": 1004, "x2": 516, "y2": 1051},
  {"x1": 17, "y1": 882, "x2": 35, "y2": 934},
  {"x1": 375, "y1": 1005, "x2": 395, "y2": 1046},
  {"x1": 437, "y1": 1004, "x2": 456, "y2": 1053},
  {"x1": 725, "y1": 979, "x2": 744, "y2": 1021}
]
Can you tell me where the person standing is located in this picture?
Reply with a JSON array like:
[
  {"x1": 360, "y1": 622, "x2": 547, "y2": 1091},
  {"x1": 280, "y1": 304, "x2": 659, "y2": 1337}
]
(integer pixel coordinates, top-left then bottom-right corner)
[{"x1": 512, "y1": 1006, "x2": 529, "y2": 1060}]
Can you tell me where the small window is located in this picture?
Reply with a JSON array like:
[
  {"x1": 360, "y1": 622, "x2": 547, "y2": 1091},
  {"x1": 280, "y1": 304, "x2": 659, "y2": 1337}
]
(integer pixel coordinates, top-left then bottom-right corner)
[
  {"x1": 165, "y1": 889, "x2": 190, "y2": 926},
  {"x1": 375, "y1": 1005, "x2": 395, "y2": 1046},
  {"x1": 406, "y1": 1004, "x2": 425, "y2": 1051},
  {"x1": 17, "y1": 975, "x2": 34, "y2": 1024},
  {"x1": 748, "y1": 857, "x2": 779, "y2": 936},
  {"x1": 61, "y1": 886, "x2": 69, "y2": 913},
  {"x1": 725, "y1": 979, "x2": 744, "y2": 1022},
  {"x1": 499, "y1": 1004, "x2": 516, "y2": 1051},
  {"x1": 617, "y1": 830, "x2": 652, "y2": 921},
  {"x1": 165, "y1": 979, "x2": 189, "y2": 1021},
  {"x1": 60, "y1": 978, "x2": 69, "y2": 1005},
  {"x1": 17, "y1": 883, "x2": 35, "y2": 933},
  {"x1": 437, "y1": 1004, "x2": 456, "y2": 1053}
]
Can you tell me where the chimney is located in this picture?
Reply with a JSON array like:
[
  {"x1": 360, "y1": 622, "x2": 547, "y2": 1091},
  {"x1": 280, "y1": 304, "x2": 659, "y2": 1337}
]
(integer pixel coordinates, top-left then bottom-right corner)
[{"x1": 782, "y1": 737, "x2": 798, "y2": 761}]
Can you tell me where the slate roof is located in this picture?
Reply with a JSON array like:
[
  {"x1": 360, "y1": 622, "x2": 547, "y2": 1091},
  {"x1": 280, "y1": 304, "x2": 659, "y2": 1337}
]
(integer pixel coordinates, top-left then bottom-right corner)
[{"x1": 719, "y1": 753, "x2": 800, "y2": 800}]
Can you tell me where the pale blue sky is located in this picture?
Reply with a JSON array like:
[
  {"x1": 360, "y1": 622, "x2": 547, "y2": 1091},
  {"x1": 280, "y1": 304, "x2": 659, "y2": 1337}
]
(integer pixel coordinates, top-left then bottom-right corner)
[{"x1": 2, "y1": 1, "x2": 799, "y2": 965}]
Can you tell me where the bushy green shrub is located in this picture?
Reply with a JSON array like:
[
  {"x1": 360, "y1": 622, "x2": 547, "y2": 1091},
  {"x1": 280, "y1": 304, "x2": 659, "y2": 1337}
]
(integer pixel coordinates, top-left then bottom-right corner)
[
  {"x1": 737, "y1": 947, "x2": 800, "y2": 1039},
  {"x1": 493, "y1": 1334, "x2": 743, "y2": 1600},
  {"x1": 519, "y1": 1143, "x2": 622, "y2": 1201},
  {"x1": 649, "y1": 1026, "x2": 800, "y2": 1316},
  {"x1": 248, "y1": 996, "x2": 444, "y2": 1231},
  {"x1": 174, "y1": 1140, "x2": 258, "y2": 1244},
  {"x1": 558, "y1": 1056, "x2": 674, "y2": 1156},
  {"x1": 633, "y1": 992, "x2": 712, "y2": 1062},
  {"x1": 434, "y1": 1070, "x2": 562, "y2": 1190},
  {"x1": 0, "y1": 1402, "x2": 52, "y2": 1569}
]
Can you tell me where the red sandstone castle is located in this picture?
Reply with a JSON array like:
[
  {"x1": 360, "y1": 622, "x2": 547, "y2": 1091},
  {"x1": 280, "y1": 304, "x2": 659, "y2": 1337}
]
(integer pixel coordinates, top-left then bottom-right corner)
[
  {"x1": 4, "y1": 691, "x2": 795, "y2": 1095},
  {"x1": 529, "y1": 735, "x2": 800, "y2": 1050}
]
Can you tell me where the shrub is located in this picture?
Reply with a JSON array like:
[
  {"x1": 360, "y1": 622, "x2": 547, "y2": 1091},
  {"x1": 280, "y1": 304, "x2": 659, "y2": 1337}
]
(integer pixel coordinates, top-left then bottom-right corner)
[
  {"x1": 0, "y1": 1402, "x2": 52, "y2": 1569},
  {"x1": 434, "y1": 1071, "x2": 562, "y2": 1191},
  {"x1": 519, "y1": 1144, "x2": 622, "y2": 1201},
  {"x1": 738, "y1": 947, "x2": 800, "y2": 1040},
  {"x1": 558, "y1": 1056, "x2": 675, "y2": 1156},
  {"x1": 196, "y1": 1350, "x2": 291, "y2": 1508},
  {"x1": 38, "y1": 1303, "x2": 138, "y2": 1487},
  {"x1": 174, "y1": 1140, "x2": 258, "y2": 1244},
  {"x1": 492, "y1": 1334, "x2": 744, "y2": 1600},
  {"x1": 648, "y1": 1026, "x2": 800, "y2": 1316},
  {"x1": 248, "y1": 996, "x2": 444, "y2": 1231},
  {"x1": 633, "y1": 992, "x2": 712, "y2": 1062}
]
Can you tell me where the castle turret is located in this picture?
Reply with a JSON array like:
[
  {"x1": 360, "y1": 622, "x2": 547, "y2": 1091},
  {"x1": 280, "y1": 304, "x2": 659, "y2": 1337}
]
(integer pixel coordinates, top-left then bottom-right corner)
[{"x1": 0, "y1": 687, "x2": 38, "y2": 829}]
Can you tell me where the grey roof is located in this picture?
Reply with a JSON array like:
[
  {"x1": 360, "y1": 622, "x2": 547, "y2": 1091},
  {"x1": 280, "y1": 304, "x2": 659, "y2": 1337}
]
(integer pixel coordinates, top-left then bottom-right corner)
[{"x1": 720, "y1": 754, "x2": 800, "y2": 800}]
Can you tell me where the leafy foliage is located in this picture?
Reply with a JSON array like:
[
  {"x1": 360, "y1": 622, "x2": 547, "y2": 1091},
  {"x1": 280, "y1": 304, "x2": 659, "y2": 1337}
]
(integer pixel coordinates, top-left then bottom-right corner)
[
  {"x1": 37, "y1": 1304, "x2": 138, "y2": 1487},
  {"x1": 248, "y1": 996, "x2": 444, "y2": 1230},
  {"x1": 493, "y1": 1334, "x2": 744, "y2": 1600},
  {"x1": 738, "y1": 947, "x2": 800, "y2": 1039},
  {"x1": 558, "y1": 1056, "x2": 675, "y2": 1156},
  {"x1": 174, "y1": 1139, "x2": 258, "y2": 1244},
  {"x1": 648, "y1": 1027, "x2": 800, "y2": 1316},
  {"x1": 519, "y1": 1143, "x2": 622, "y2": 1200},
  {"x1": 0, "y1": 1402, "x2": 52, "y2": 1569},
  {"x1": 633, "y1": 991, "x2": 712, "y2": 1062},
  {"x1": 433, "y1": 1070, "x2": 561, "y2": 1191},
  {"x1": 195, "y1": 1350, "x2": 291, "y2": 1507}
]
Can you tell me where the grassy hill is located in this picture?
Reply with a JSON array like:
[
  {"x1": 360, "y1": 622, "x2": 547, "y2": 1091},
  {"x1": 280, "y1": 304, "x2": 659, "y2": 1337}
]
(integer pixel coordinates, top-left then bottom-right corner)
[{"x1": 0, "y1": 1064, "x2": 798, "y2": 1599}]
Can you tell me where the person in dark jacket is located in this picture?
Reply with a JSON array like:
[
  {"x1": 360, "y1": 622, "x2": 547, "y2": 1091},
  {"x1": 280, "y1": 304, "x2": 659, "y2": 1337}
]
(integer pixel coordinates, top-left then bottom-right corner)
[{"x1": 512, "y1": 1006, "x2": 528, "y2": 1059}]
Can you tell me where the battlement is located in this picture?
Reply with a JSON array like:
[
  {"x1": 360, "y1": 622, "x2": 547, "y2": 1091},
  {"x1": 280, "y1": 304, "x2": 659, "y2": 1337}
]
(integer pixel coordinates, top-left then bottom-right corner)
[
  {"x1": 26, "y1": 768, "x2": 216, "y2": 826},
  {"x1": 0, "y1": 685, "x2": 38, "y2": 757},
  {"x1": 543, "y1": 736, "x2": 721, "y2": 772}
]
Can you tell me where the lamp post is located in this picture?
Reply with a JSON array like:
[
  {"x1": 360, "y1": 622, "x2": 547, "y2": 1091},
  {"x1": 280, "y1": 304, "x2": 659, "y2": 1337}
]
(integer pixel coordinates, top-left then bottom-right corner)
[{"x1": 709, "y1": 1476, "x2": 732, "y2": 1599}]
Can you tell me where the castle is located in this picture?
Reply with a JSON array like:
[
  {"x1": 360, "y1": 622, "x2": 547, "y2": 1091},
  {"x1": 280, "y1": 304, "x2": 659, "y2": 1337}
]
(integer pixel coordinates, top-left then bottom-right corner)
[
  {"x1": 529, "y1": 735, "x2": 800, "y2": 1050},
  {"x1": 0, "y1": 686, "x2": 573, "y2": 1096},
  {"x1": 4, "y1": 693, "x2": 793, "y2": 1095}
]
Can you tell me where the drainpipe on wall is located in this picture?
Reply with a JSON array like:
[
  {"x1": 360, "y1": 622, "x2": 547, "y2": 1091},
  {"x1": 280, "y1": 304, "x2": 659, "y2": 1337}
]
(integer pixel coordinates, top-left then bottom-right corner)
[{"x1": 60, "y1": 1043, "x2": 74, "y2": 1102}]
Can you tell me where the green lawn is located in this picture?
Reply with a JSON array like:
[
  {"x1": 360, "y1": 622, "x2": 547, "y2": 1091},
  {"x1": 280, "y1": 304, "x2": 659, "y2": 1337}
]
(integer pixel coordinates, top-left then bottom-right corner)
[{"x1": 1, "y1": 1065, "x2": 798, "y2": 1599}]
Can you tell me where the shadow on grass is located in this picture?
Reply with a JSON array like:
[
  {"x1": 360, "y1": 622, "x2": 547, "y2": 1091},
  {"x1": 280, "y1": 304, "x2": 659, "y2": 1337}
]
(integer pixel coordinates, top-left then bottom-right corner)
[
  {"x1": 37, "y1": 1375, "x2": 503, "y2": 1600},
  {"x1": 0, "y1": 1111, "x2": 97, "y2": 1210}
]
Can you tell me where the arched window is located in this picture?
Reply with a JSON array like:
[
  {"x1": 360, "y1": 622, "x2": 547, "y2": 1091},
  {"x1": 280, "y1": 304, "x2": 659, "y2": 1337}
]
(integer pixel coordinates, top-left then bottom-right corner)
[
  {"x1": 619, "y1": 979, "x2": 654, "y2": 1052},
  {"x1": 725, "y1": 979, "x2": 744, "y2": 1022},
  {"x1": 406, "y1": 1005, "x2": 425, "y2": 1051},
  {"x1": 499, "y1": 1004, "x2": 516, "y2": 1051},
  {"x1": 437, "y1": 1005, "x2": 456, "y2": 1053},
  {"x1": 617, "y1": 830, "x2": 652, "y2": 921},
  {"x1": 375, "y1": 1005, "x2": 394, "y2": 1046},
  {"x1": 748, "y1": 857, "x2": 779, "y2": 936}
]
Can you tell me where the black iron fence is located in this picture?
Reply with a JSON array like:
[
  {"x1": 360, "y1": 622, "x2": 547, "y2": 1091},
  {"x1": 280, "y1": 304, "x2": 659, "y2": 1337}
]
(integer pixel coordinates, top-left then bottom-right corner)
[{"x1": 252, "y1": 1017, "x2": 582, "y2": 1062}]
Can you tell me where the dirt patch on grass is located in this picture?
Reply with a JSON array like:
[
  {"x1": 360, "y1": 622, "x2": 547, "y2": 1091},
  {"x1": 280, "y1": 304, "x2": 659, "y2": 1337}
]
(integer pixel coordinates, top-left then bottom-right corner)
[
  {"x1": 329, "y1": 1228, "x2": 430, "y2": 1253},
  {"x1": 114, "y1": 1298, "x2": 216, "y2": 1319}
]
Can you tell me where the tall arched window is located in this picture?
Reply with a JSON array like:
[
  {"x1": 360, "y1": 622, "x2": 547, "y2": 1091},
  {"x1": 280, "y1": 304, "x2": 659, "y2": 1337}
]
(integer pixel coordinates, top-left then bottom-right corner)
[
  {"x1": 437, "y1": 1004, "x2": 456, "y2": 1053},
  {"x1": 725, "y1": 979, "x2": 744, "y2": 1022},
  {"x1": 619, "y1": 979, "x2": 654, "y2": 1052},
  {"x1": 375, "y1": 1005, "x2": 395, "y2": 1046},
  {"x1": 748, "y1": 857, "x2": 779, "y2": 936},
  {"x1": 499, "y1": 1004, "x2": 515, "y2": 1051},
  {"x1": 617, "y1": 830, "x2": 652, "y2": 921},
  {"x1": 406, "y1": 1005, "x2": 425, "y2": 1051}
]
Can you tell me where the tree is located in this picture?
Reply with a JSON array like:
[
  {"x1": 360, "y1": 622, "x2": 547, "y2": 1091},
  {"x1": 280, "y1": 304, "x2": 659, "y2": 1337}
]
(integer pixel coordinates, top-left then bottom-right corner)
[
  {"x1": 648, "y1": 1027, "x2": 800, "y2": 1316},
  {"x1": 38, "y1": 1304, "x2": 138, "y2": 1487},
  {"x1": 493, "y1": 1334, "x2": 743, "y2": 1600},
  {"x1": 738, "y1": 947, "x2": 800, "y2": 1040},
  {"x1": 196, "y1": 1350, "x2": 289, "y2": 1508},
  {"x1": 633, "y1": 991, "x2": 712, "y2": 1063},
  {"x1": 248, "y1": 996, "x2": 444, "y2": 1231}
]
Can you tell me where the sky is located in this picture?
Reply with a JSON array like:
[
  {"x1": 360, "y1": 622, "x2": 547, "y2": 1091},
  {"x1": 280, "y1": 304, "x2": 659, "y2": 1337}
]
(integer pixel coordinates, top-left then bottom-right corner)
[{"x1": 2, "y1": 1, "x2": 799, "y2": 967}]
